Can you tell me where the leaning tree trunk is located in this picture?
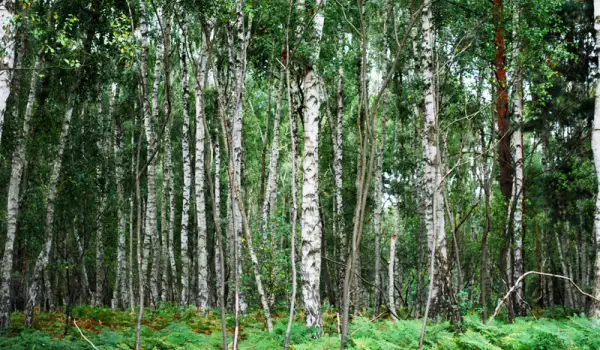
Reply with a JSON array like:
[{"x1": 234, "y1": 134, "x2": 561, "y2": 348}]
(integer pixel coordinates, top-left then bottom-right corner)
[
  {"x1": 0, "y1": 53, "x2": 42, "y2": 329},
  {"x1": 301, "y1": 0, "x2": 325, "y2": 330},
  {"x1": 0, "y1": 0, "x2": 16, "y2": 143},
  {"x1": 25, "y1": 98, "x2": 74, "y2": 327},
  {"x1": 194, "y1": 33, "x2": 210, "y2": 311},
  {"x1": 592, "y1": 0, "x2": 600, "y2": 318},
  {"x1": 179, "y1": 21, "x2": 192, "y2": 307}
]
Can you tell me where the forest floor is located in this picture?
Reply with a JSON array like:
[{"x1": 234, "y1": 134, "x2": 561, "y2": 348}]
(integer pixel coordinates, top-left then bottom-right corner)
[{"x1": 0, "y1": 305, "x2": 598, "y2": 349}]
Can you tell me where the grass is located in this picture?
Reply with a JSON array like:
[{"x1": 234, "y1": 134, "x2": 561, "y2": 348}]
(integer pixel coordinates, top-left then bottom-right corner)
[{"x1": 1, "y1": 305, "x2": 599, "y2": 349}]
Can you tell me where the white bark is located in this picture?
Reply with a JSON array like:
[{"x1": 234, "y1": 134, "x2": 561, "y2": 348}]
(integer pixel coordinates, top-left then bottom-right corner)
[
  {"x1": 301, "y1": 0, "x2": 325, "y2": 329},
  {"x1": 195, "y1": 32, "x2": 210, "y2": 311},
  {"x1": 228, "y1": 1, "x2": 248, "y2": 313},
  {"x1": 373, "y1": 95, "x2": 388, "y2": 313},
  {"x1": 112, "y1": 84, "x2": 128, "y2": 309},
  {"x1": 334, "y1": 65, "x2": 344, "y2": 263},
  {"x1": 148, "y1": 24, "x2": 163, "y2": 305},
  {"x1": 179, "y1": 22, "x2": 191, "y2": 306},
  {"x1": 591, "y1": 0, "x2": 600, "y2": 318},
  {"x1": 261, "y1": 70, "x2": 284, "y2": 230},
  {"x1": 511, "y1": 4, "x2": 525, "y2": 313},
  {"x1": 421, "y1": 0, "x2": 446, "y2": 315},
  {"x1": 0, "y1": 54, "x2": 40, "y2": 329},
  {"x1": 25, "y1": 98, "x2": 74, "y2": 326},
  {"x1": 555, "y1": 230, "x2": 574, "y2": 308},
  {"x1": 0, "y1": 0, "x2": 16, "y2": 143},
  {"x1": 214, "y1": 139, "x2": 223, "y2": 306},
  {"x1": 388, "y1": 218, "x2": 398, "y2": 320},
  {"x1": 95, "y1": 92, "x2": 106, "y2": 308}
]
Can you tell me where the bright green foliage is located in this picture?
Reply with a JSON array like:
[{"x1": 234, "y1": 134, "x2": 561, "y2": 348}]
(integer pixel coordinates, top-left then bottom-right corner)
[{"x1": 2, "y1": 308, "x2": 600, "y2": 349}]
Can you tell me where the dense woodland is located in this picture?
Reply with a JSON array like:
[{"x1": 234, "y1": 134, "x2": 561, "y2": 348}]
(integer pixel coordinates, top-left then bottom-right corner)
[{"x1": 1, "y1": 0, "x2": 600, "y2": 348}]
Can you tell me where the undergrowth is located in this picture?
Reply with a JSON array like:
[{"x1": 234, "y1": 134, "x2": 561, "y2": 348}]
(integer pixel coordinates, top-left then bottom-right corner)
[{"x1": 1, "y1": 306, "x2": 599, "y2": 349}]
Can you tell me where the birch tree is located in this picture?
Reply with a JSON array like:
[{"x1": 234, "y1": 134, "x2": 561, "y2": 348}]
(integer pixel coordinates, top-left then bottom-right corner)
[
  {"x1": 301, "y1": 0, "x2": 325, "y2": 330},
  {"x1": 511, "y1": 3, "x2": 525, "y2": 315},
  {"x1": 112, "y1": 84, "x2": 128, "y2": 309},
  {"x1": 0, "y1": 52, "x2": 42, "y2": 329},
  {"x1": 25, "y1": 97, "x2": 74, "y2": 326},
  {"x1": 194, "y1": 27, "x2": 211, "y2": 311},
  {"x1": 0, "y1": 0, "x2": 16, "y2": 143},
  {"x1": 593, "y1": 0, "x2": 600, "y2": 318},
  {"x1": 179, "y1": 20, "x2": 192, "y2": 307}
]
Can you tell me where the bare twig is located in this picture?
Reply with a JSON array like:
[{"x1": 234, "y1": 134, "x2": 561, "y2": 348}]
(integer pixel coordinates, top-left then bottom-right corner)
[
  {"x1": 73, "y1": 319, "x2": 99, "y2": 350},
  {"x1": 491, "y1": 271, "x2": 600, "y2": 320}
]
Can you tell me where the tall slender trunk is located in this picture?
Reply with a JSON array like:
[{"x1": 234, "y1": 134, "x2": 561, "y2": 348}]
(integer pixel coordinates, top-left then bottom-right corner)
[
  {"x1": 95, "y1": 92, "x2": 107, "y2": 308},
  {"x1": 420, "y1": 0, "x2": 445, "y2": 317},
  {"x1": 261, "y1": 69, "x2": 284, "y2": 232},
  {"x1": 388, "y1": 221, "x2": 398, "y2": 320},
  {"x1": 301, "y1": 0, "x2": 325, "y2": 330},
  {"x1": 283, "y1": 3, "x2": 298, "y2": 343},
  {"x1": 373, "y1": 95, "x2": 388, "y2": 314},
  {"x1": 334, "y1": 60, "x2": 345, "y2": 305},
  {"x1": 75, "y1": 222, "x2": 93, "y2": 303},
  {"x1": 1, "y1": 54, "x2": 41, "y2": 329},
  {"x1": 511, "y1": 3, "x2": 525, "y2": 314},
  {"x1": 113, "y1": 84, "x2": 128, "y2": 309},
  {"x1": 493, "y1": 0, "x2": 512, "y2": 201},
  {"x1": 555, "y1": 230, "x2": 574, "y2": 307},
  {"x1": 179, "y1": 21, "x2": 192, "y2": 307},
  {"x1": 213, "y1": 138, "x2": 223, "y2": 307},
  {"x1": 129, "y1": 129, "x2": 135, "y2": 311},
  {"x1": 591, "y1": 0, "x2": 600, "y2": 318},
  {"x1": 0, "y1": 0, "x2": 16, "y2": 143},
  {"x1": 161, "y1": 118, "x2": 172, "y2": 303},
  {"x1": 161, "y1": 7, "x2": 173, "y2": 304},
  {"x1": 25, "y1": 97, "x2": 74, "y2": 326},
  {"x1": 148, "y1": 18, "x2": 164, "y2": 305},
  {"x1": 194, "y1": 29, "x2": 210, "y2": 311}
]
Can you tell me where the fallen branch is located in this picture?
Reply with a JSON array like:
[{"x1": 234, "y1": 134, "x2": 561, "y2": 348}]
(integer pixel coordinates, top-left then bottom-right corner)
[
  {"x1": 491, "y1": 271, "x2": 600, "y2": 320},
  {"x1": 73, "y1": 319, "x2": 100, "y2": 350}
]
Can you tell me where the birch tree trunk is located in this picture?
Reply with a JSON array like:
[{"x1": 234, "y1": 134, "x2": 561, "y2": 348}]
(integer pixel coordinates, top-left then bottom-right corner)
[
  {"x1": 194, "y1": 30, "x2": 210, "y2": 311},
  {"x1": 334, "y1": 59, "x2": 345, "y2": 304},
  {"x1": 149, "y1": 22, "x2": 164, "y2": 305},
  {"x1": 229, "y1": 2, "x2": 248, "y2": 313},
  {"x1": 591, "y1": 0, "x2": 600, "y2": 318},
  {"x1": 179, "y1": 21, "x2": 192, "y2": 307},
  {"x1": 159, "y1": 9, "x2": 173, "y2": 304},
  {"x1": 95, "y1": 92, "x2": 106, "y2": 308},
  {"x1": 301, "y1": 0, "x2": 325, "y2": 330},
  {"x1": 511, "y1": 4, "x2": 525, "y2": 315},
  {"x1": 556, "y1": 230, "x2": 574, "y2": 307},
  {"x1": 0, "y1": 0, "x2": 16, "y2": 143},
  {"x1": 388, "y1": 224, "x2": 398, "y2": 320},
  {"x1": 261, "y1": 69, "x2": 284, "y2": 231},
  {"x1": 373, "y1": 97, "x2": 388, "y2": 314},
  {"x1": 25, "y1": 98, "x2": 74, "y2": 326},
  {"x1": 0, "y1": 53, "x2": 42, "y2": 329},
  {"x1": 113, "y1": 84, "x2": 128, "y2": 309},
  {"x1": 420, "y1": 0, "x2": 447, "y2": 318},
  {"x1": 213, "y1": 138, "x2": 222, "y2": 307},
  {"x1": 160, "y1": 122, "x2": 172, "y2": 303}
]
